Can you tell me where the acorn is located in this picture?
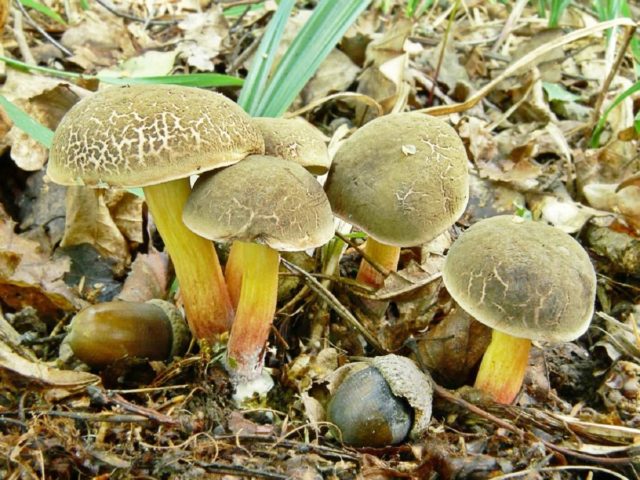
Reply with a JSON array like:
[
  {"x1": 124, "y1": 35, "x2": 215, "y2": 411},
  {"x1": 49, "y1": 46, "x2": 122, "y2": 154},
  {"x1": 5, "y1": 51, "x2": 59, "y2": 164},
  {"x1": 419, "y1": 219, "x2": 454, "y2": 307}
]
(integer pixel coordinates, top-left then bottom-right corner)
[
  {"x1": 326, "y1": 354, "x2": 433, "y2": 447},
  {"x1": 66, "y1": 300, "x2": 190, "y2": 367}
]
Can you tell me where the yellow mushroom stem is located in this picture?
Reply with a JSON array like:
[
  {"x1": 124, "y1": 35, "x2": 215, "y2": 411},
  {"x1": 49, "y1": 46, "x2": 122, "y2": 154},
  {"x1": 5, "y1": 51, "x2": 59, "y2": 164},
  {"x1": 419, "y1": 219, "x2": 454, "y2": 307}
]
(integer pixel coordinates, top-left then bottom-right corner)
[
  {"x1": 226, "y1": 241, "x2": 280, "y2": 380},
  {"x1": 356, "y1": 237, "x2": 401, "y2": 289},
  {"x1": 474, "y1": 330, "x2": 532, "y2": 404},
  {"x1": 143, "y1": 178, "x2": 234, "y2": 341},
  {"x1": 225, "y1": 241, "x2": 246, "y2": 310}
]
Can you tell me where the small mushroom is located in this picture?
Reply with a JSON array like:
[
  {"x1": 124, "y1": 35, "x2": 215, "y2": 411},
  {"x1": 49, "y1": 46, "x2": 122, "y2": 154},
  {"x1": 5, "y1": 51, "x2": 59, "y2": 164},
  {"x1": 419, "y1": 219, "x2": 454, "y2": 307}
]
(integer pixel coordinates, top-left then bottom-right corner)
[
  {"x1": 66, "y1": 300, "x2": 190, "y2": 367},
  {"x1": 442, "y1": 215, "x2": 597, "y2": 404},
  {"x1": 327, "y1": 354, "x2": 433, "y2": 447},
  {"x1": 253, "y1": 117, "x2": 330, "y2": 175},
  {"x1": 183, "y1": 155, "x2": 334, "y2": 386},
  {"x1": 324, "y1": 112, "x2": 468, "y2": 289},
  {"x1": 48, "y1": 85, "x2": 264, "y2": 341}
]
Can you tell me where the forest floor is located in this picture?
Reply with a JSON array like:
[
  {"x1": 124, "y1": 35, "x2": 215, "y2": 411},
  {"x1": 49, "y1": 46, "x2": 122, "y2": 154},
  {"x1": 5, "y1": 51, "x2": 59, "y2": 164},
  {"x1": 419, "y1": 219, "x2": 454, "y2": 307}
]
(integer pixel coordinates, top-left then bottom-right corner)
[{"x1": 0, "y1": 0, "x2": 639, "y2": 478}]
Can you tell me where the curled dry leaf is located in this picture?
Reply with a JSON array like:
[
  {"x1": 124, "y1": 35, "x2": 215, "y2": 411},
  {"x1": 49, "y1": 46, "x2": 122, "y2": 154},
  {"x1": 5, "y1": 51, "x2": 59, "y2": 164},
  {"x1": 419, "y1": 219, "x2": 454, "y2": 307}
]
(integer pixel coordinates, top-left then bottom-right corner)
[
  {"x1": 177, "y1": 8, "x2": 228, "y2": 71},
  {"x1": 0, "y1": 339, "x2": 99, "y2": 392},
  {"x1": 61, "y1": 6, "x2": 136, "y2": 70},
  {"x1": 0, "y1": 216, "x2": 78, "y2": 317},
  {"x1": 416, "y1": 305, "x2": 491, "y2": 388},
  {"x1": 60, "y1": 187, "x2": 143, "y2": 270},
  {"x1": 117, "y1": 251, "x2": 170, "y2": 303},
  {"x1": 1, "y1": 71, "x2": 88, "y2": 171}
]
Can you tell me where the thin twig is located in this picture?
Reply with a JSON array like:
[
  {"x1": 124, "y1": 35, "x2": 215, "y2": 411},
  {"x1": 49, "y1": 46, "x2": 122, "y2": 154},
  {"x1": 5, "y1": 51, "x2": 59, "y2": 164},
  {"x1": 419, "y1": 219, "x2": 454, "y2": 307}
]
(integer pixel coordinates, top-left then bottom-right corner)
[
  {"x1": 281, "y1": 258, "x2": 385, "y2": 353},
  {"x1": 434, "y1": 384, "x2": 636, "y2": 466},
  {"x1": 420, "y1": 18, "x2": 637, "y2": 116},
  {"x1": 12, "y1": 9, "x2": 36, "y2": 65},
  {"x1": 591, "y1": 23, "x2": 637, "y2": 129},
  {"x1": 93, "y1": 0, "x2": 178, "y2": 26},
  {"x1": 490, "y1": 0, "x2": 527, "y2": 54},
  {"x1": 13, "y1": 0, "x2": 73, "y2": 57}
]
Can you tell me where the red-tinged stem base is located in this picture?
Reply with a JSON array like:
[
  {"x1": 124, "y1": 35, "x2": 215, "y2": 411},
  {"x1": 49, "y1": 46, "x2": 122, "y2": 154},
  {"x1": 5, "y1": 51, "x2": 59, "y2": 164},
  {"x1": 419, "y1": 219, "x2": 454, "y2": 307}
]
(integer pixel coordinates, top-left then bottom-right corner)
[
  {"x1": 143, "y1": 179, "x2": 234, "y2": 342},
  {"x1": 225, "y1": 241, "x2": 245, "y2": 310},
  {"x1": 226, "y1": 242, "x2": 280, "y2": 382},
  {"x1": 474, "y1": 330, "x2": 532, "y2": 404},
  {"x1": 356, "y1": 237, "x2": 401, "y2": 289}
]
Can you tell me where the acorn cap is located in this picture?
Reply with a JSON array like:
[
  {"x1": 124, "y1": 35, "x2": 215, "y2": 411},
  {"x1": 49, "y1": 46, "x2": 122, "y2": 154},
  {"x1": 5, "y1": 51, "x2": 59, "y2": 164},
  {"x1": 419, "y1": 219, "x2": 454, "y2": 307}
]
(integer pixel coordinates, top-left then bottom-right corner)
[
  {"x1": 253, "y1": 117, "x2": 330, "y2": 174},
  {"x1": 324, "y1": 112, "x2": 469, "y2": 247},
  {"x1": 183, "y1": 155, "x2": 335, "y2": 252},
  {"x1": 146, "y1": 299, "x2": 191, "y2": 359},
  {"x1": 47, "y1": 85, "x2": 264, "y2": 188},
  {"x1": 371, "y1": 354, "x2": 433, "y2": 440},
  {"x1": 442, "y1": 215, "x2": 597, "y2": 342}
]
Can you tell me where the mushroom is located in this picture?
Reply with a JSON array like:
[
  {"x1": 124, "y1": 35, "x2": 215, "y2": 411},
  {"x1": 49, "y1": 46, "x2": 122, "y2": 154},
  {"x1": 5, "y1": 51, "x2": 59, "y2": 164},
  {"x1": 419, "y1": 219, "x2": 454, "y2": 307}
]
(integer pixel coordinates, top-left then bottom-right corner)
[
  {"x1": 442, "y1": 215, "x2": 597, "y2": 404},
  {"x1": 252, "y1": 117, "x2": 330, "y2": 175},
  {"x1": 47, "y1": 85, "x2": 264, "y2": 342},
  {"x1": 327, "y1": 354, "x2": 433, "y2": 447},
  {"x1": 324, "y1": 112, "x2": 468, "y2": 290},
  {"x1": 66, "y1": 300, "x2": 190, "y2": 367},
  {"x1": 224, "y1": 117, "x2": 331, "y2": 309},
  {"x1": 183, "y1": 155, "x2": 334, "y2": 385}
]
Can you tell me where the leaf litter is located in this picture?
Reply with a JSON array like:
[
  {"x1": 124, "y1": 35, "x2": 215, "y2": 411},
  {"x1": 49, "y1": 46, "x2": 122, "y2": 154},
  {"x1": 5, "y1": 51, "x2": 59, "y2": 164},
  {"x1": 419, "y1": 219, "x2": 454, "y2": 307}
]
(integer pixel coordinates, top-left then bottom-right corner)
[{"x1": 0, "y1": 0, "x2": 639, "y2": 478}]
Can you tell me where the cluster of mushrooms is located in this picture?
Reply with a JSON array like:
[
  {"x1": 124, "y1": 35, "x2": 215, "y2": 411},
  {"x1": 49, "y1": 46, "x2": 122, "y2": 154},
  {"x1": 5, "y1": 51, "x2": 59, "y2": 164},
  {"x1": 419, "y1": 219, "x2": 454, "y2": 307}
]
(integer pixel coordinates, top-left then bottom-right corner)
[{"x1": 48, "y1": 84, "x2": 597, "y2": 447}]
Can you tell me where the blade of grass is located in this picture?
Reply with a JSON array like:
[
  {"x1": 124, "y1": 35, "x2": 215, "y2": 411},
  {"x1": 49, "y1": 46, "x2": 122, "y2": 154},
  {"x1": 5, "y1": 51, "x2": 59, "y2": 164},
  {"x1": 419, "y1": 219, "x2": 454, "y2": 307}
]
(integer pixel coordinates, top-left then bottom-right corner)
[
  {"x1": 0, "y1": 95, "x2": 53, "y2": 148},
  {"x1": 237, "y1": 0, "x2": 295, "y2": 114},
  {"x1": 0, "y1": 55, "x2": 244, "y2": 87},
  {"x1": 253, "y1": 0, "x2": 371, "y2": 118},
  {"x1": 19, "y1": 0, "x2": 66, "y2": 25},
  {"x1": 97, "y1": 73, "x2": 244, "y2": 87},
  {"x1": 590, "y1": 80, "x2": 640, "y2": 147}
]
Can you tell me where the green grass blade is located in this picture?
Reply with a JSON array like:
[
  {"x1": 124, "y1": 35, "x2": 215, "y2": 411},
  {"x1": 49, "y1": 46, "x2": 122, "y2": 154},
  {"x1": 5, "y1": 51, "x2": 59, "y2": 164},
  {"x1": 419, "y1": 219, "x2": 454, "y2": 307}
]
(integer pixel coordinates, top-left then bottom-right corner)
[
  {"x1": 0, "y1": 55, "x2": 244, "y2": 87},
  {"x1": 98, "y1": 73, "x2": 244, "y2": 87},
  {"x1": 254, "y1": 0, "x2": 371, "y2": 117},
  {"x1": 238, "y1": 0, "x2": 295, "y2": 114},
  {"x1": 19, "y1": 0, "x2": 66, "y2": 25},
  {"x1": 0, "y1": 95, "x2": 54, "y2": 148},
  {"x1": 590, "y1": 80, "x2": 640, "y2": 147}
]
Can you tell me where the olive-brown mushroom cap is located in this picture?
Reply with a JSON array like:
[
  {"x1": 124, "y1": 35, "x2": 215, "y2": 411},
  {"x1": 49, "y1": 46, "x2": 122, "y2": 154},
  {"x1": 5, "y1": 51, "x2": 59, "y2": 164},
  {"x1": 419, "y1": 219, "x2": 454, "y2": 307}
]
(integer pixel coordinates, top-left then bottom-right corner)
[
  {"x1": 253, "y1": 117, "x2": 330, "y2": 175},
  {"x1": 442, "y1": 215, "x2": 596, "y2": 342},
  {"x1": 324, "y1": 112, "x2": 469, "y2": 247},
  {"x1": 47, "y1": 85, "x2": 265, "y2": 188},
  {"x1": 183, "y1": 155, "x2": 335, "y2": 251}
]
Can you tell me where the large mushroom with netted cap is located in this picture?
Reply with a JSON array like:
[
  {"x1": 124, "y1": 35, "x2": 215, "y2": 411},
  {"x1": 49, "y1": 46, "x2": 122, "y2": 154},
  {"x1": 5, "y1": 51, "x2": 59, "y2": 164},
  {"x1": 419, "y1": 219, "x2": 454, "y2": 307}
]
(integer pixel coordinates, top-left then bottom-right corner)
[
  {"x1": 442, "y1": 215, "x2": 597, "y2": 404},
  {"x1": 183, "y1": 155, "x2": 334, "y2": 384},
  {"x1": 47, "y1": 84, "x2": 264, "y2": 342},
  {"x1": 324, "y1": 112, "x2": 469, "y2": 289},
  {"x1": 252, "y1": 117, "x2": 330, "y2": 175}
]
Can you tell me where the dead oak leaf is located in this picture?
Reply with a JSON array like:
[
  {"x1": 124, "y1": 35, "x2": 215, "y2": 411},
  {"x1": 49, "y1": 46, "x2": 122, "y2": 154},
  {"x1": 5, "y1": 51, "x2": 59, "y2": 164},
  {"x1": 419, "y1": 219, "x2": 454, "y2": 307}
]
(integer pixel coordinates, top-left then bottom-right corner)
[
  {"x1": 61, "y1": 187, "x2": 142, "y2": 271},
  {"x1": 0, "y1": 218, "x2": 77, "y2": 316}
]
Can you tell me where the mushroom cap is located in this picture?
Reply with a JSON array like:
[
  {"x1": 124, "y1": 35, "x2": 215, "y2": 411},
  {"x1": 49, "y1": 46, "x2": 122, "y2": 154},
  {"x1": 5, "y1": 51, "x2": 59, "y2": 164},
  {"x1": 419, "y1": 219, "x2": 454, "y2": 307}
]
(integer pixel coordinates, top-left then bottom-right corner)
[
  {"x1": 183, "y1": 155, "x2": 335, "y2": 251},
  {"x1": 253, "y1": 117, "x2": 330, "y2": 175},
  {"x1": 442, "y1": 215, "x2": 597, "y2": 342},
  {"x1": 47, "y1": 85, "x2": 264, "y2": 188},
  {"x1": 324, "y1": 112, "x2": 469, "y2": 247}
]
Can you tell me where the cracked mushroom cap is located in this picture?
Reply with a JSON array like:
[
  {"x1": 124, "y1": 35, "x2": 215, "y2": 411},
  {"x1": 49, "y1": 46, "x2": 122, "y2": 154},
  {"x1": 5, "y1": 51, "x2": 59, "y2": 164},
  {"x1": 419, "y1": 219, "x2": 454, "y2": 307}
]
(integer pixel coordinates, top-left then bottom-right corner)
[
  {"x1": 442, "y1": 215, "x2": 597, "y2": 342},
  {"x1": 183, "y1": 155, "x2": 335, "y2": 251},
  {"x1": 324, "y1": 112, "x2": 469, "y2": 247},
  {"x1": 253, "y1": 117, "x2": 330, "y2": 175},
  {"x1": 47, "y1": 85, "x2": 264, "y2": 188}
]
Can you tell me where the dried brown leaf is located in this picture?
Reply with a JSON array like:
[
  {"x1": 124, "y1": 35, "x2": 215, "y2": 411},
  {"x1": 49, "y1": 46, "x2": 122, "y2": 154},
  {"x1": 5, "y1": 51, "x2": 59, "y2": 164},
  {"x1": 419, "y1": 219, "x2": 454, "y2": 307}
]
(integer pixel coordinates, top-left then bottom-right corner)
[
  {"x1": 60, "y1": 187, "x2": 132, "y2": 270},
  {"x1": 117, "y1": 251, "x2": 170, "y2": 302},
  {"x1": 0, "y1": 218, "x2": 77, "y2": 316}
]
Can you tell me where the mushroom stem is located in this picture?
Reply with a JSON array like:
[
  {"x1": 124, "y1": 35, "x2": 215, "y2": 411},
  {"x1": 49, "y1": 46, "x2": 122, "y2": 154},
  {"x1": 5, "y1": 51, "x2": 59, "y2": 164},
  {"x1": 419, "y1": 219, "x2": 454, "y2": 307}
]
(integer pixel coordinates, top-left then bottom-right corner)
[
  {"x1": 225, "y1": 241, "x2": 245, "y2": 310},
  {"x1": 226, "y1": 241, "x2": 280, "y2": 381},
  {"x1": 474, "y1": 330, "x2": 531, "y2": 404},
  {"x1": 143, "y1": 179, "x2": 234, "y2": 341},
  {"x1": 356, "y1": 237, "x2": 400, "y2": 289}
]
